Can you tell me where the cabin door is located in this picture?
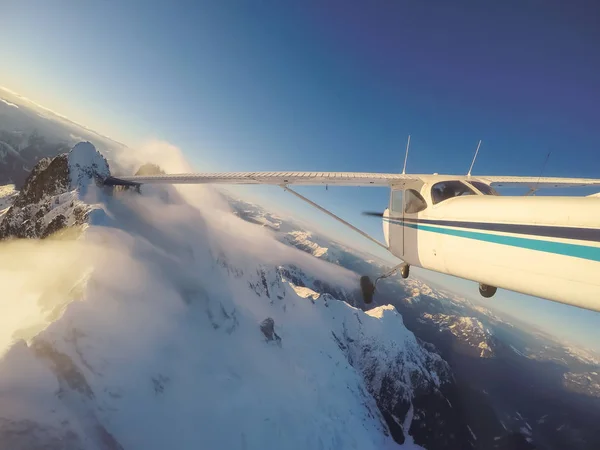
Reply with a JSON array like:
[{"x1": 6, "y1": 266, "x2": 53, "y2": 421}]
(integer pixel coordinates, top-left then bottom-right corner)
[{"x1": 389, "y1": 189, "x2": 405, "y2": 257}]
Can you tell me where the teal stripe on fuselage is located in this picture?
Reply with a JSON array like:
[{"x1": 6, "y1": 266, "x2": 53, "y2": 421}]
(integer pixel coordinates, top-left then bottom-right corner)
[{"x1": 383, "y1": 218, "x2": 600, "y2": 262}]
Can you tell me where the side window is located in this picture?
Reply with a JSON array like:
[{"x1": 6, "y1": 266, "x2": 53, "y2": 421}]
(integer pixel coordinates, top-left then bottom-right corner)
[
  {"x1": 391, "y1": 190, "x2": 404, "y2": 213},
  {"x1": 431, "y1": 181, "x2": 476, "y2": 205},
  {"x1": 404, "y1": 189, "x2": 427, "y2": 214}
]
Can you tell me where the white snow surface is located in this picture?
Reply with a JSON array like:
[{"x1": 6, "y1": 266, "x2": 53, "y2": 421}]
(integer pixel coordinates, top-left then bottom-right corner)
[
  {"x1": 0, "y1": 172, "x2": 442, "y2": 449},
  {"x1": 68, "y1": 141, "x2": 110, "y2": 194}
]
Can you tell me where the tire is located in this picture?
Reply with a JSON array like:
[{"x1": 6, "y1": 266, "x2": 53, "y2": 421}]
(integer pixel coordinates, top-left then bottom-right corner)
[
  {"x1": 400, "y1": 264, "x2": 410, "y2": 279},
  {"x1": 360, "y1": 276, "x2": 376, "y2": 304}
]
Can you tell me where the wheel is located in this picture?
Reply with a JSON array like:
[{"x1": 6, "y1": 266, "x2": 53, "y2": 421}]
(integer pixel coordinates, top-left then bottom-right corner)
[
  {"x1": 479, "y1": 283, "x2": 497, "y2": 298},
  {"x1": 400, "y1": 264, "x2": 410, "y2": 279}
]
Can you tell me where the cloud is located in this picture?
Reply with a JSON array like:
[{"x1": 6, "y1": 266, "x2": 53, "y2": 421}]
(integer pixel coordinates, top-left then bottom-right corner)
[
  {"x1": 0, "y1": 238, "x2": 94, "y2": 356},
  {"x1": 122, "y1": 149, "x2": 356, "y2": 282},
  {"x1": 110, "y1": 138, "x2": 194, "y2": 175},
  {"x1": 69, "y1": 133, "x2": 85, "y2": 142},
  {"x1": 0, "y1": 139, "x2": 358, "y2": 359}
]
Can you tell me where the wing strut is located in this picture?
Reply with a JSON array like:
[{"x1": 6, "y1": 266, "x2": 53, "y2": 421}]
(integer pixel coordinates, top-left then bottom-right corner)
[{"x1": 280, "y1": 185, "x2": 388, "y2": 250}]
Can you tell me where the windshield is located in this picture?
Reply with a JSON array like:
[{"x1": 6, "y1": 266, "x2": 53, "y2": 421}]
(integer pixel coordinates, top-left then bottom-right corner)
[
  {"x1": 431, "y1": 181, "x2": 476, "y2": 204},
  {"x1": 469, "y1": 181, "x2": 500, "y2": 196}
]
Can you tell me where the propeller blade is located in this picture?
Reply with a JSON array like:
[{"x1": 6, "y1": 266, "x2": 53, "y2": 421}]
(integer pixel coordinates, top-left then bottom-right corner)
[{"x1": 362, "y1": 211, "x2": 384, "y2": 217}]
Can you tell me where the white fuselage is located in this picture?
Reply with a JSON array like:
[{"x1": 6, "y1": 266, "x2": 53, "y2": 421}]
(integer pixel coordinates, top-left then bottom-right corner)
[{"x1": 382, "y1": 181, "x2": 600, "y2": 312}]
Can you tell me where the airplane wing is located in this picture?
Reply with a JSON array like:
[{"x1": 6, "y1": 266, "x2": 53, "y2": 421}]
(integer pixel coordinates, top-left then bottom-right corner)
[
  {"x1": 105, "y1": 172, "x2": 415, "y2": 187},
  {"x1": 477, "y1": 176, "x2": 600, "y2": 189},
  {"x1": 105, "y1": 172, "x2": 600, "y2": 189}
]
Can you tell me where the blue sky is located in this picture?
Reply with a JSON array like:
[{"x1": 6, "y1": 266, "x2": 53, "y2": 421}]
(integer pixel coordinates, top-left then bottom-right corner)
[{"x1": 2, "y1": 0, "x2": 600, "y2": 350}]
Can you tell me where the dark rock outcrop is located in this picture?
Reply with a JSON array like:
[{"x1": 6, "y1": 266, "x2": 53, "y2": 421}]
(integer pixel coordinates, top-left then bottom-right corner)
[
  {"x1": 0, "y1": 155, "x2": 73, "y2": 239},
  {"x1": 260, "y1": 317, "x2": 281, "y2": 343},
  {"x1": 12, "y1": 155, "x2": 69, "y2": 208}
]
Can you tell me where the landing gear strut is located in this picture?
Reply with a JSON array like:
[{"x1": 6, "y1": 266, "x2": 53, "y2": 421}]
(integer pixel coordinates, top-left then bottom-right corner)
[
  {"x1": 360, "y1": 263, "x2": 410, "y2": 304},
  {"x1": 479, "y1": 283, "x2": 497, "y2": 298}
]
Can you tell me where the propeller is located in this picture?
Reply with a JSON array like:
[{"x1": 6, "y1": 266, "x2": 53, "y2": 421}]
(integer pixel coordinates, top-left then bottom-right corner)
[{"x1": 362, "y1": 211, "x2": 384, "y2": 217}]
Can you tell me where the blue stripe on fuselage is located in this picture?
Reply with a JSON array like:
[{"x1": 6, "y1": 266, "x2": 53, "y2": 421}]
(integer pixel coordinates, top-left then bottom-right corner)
[{"x1": 383, "y1": 217, "x2": 600, "y2": 262}]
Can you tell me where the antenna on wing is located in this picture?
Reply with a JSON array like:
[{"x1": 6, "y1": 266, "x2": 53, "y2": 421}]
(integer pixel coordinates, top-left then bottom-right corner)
[
  {"x1": 402, "y1": 135, "x2": 411, "y2": 175},
  {"x1": 467, "y1": 140, "x2": 482, "y2": 177}
]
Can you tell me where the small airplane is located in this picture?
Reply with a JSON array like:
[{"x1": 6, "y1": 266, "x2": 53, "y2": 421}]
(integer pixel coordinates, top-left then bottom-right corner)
[{"x1": 106, "y1": 139, "x2": 600, "y2": 313}]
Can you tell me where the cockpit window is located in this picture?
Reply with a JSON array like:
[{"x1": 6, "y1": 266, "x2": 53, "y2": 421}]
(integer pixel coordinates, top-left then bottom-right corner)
[
  {"x1": 431, "y1": 181, "x2": 476, "y2": 205},
  {"x1": 468, "y1": 181, "x2": 500, "y2": 196}
]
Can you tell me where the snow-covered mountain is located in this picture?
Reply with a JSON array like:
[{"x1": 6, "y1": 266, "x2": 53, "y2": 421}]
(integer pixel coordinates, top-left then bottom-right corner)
[
  {"x1": 563, "y1": 371, "x2": 600, "y2": 398},
  {"x1": 229, "y1": 197, "x2": 600, "y2": 417},
  {"x1": 419, "y1": 314, "x2": 496, "y2": 358},
  {"x1": 0, "y1": 142, "x2": 109, "y2": 240},
  {"x1": 0, "y1": 143, "x2": 473, "y2": 450}
]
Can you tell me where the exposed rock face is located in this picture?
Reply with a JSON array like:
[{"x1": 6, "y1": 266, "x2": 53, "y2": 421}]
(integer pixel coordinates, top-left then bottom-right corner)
[
  {"x1": 0, "y1": 142, "x2": 110, "y2": 240},
  {"x1": 260, "y1": 317, "x2": 281, "y2": 343},
  {"x1": 12, "y1": 155, "x2": 69, "y2": 209}
]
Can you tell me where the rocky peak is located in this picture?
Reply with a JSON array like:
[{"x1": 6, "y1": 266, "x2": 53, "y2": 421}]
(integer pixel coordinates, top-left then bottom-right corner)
[{"x1": 0, "y1": 141, "x2": 111, "y2": 240}]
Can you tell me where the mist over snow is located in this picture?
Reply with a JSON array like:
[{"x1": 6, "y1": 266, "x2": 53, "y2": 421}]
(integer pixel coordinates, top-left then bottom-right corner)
[{"x1": 0, "y1": 140, "x2": 456, "y2": 449}]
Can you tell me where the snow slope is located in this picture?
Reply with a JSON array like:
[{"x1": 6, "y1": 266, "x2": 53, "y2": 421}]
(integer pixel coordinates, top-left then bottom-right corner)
[{"x1": 0, "y1": 142, "x2": 454, "y2": 449}]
